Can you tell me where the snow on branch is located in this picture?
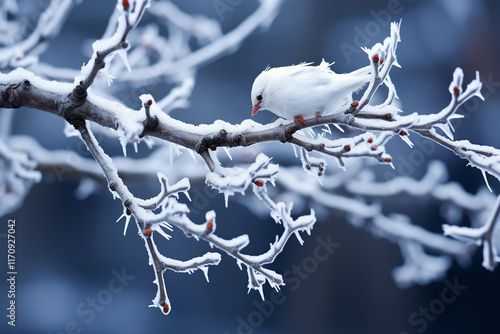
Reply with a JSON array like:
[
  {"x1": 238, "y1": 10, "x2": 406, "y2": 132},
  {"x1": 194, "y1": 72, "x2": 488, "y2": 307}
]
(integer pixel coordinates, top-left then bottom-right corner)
[
  {"x1": 65, "y1": 114, "x2": 314, "y2": 313},
  {"x1": 0, "y1": 139, "x2": 41, "y2": 217},
  {"x1": 30, "y1": 0, "x2": 283, "y2": 87},
  {"x1": 117, "y1": 0, "x2": 284, "y2": 82},
  {"x1": 70, "y1": 118, "x2": 222, "y2": 314},
  {"x1": 0, "y1": 0, "x2": 77, "y2": 69},
  {"x1": 72, "y1": 0, "x2": 150, "y2": 100},
  {"x1": 273, "y1": 161, "x2": 476, "y2": 287},
  {"x1": 444, "y1": 194, "x2": 500, "y2": 271},
  {"x1": 205, "y1": 152, "x2": 279, "y2": 206},
  {"x1": 1, "y1": 1, "x2": 500, "y2": 317}
]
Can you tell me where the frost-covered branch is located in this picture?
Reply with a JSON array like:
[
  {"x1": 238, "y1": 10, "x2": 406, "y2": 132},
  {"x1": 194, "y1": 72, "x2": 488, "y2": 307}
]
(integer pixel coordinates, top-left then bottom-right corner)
[
  {"x1": 70, "y1": 118, "x2": 222, "y2": 314},
  {"x1": 63, "y1": 115, "x2": 316, "y2": 313},
  {"x1": 71, "y1": 0, "x2": 150, "y2": 101},
  {"x1": 0, "y1": 138, "x2": 41, "y2": 217},
  {"x1": 444, "y1": 194, "x2": 500, "y2": 271},
  {"x1": 273, "y1": 161, "x2": 476, "y2": 286},
  {"x1": 31, "y1": 0, "x2": 283, "y2": 87},
  {"x1": 2, "y1": 0, "x2": 500, "y2": 318},
  {"x1": 117, "y1": 0, "x2": 283, "y2": 83},
  {"x1": 1, "y1": 22, "x2": 483, "y2": 176},
  {"x1": 0, "y1": 0, "x2": 77, "y2": 69},
  {"x1": 9, "y1": 128, "x2": 491, "y2": 287}
]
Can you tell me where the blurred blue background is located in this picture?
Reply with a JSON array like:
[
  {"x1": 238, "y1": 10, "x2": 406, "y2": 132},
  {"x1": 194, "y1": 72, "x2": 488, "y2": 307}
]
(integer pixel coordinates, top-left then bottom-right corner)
[{"x1": 2, "y1": 0, "x2": 500, "y2": 333}]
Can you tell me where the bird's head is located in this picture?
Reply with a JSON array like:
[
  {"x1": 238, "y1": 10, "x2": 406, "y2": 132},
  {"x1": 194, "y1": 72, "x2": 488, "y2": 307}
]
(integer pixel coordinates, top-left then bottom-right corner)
[{"x1": 250, "y1": 67, "x2": 273, "y2": 116}]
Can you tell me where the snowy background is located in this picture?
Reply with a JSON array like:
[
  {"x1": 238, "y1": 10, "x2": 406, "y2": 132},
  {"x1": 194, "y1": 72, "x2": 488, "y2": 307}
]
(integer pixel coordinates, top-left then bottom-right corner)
[{"x1": 2, "y1": 0, "x2": 500, "y2": 333}]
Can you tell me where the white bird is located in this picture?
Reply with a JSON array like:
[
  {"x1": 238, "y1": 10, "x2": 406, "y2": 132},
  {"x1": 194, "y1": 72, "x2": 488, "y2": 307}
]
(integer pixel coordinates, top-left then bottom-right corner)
[{"x1": 250, "y1": 60, "x2": 371, "y2": 126}]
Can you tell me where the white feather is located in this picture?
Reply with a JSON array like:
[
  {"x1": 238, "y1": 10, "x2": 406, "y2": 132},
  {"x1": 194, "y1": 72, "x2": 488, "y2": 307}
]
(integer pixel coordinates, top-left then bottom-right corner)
[{"x1": 250, "y1": 61, "x2": 370, "y2": 120}]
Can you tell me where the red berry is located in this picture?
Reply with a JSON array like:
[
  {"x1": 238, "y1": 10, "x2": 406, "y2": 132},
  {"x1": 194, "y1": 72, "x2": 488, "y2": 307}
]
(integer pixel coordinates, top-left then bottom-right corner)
[
  {"x1": 123, "y1": 0, "x2": 129, "y2": 8},
  {"x1": 147, "y1": 99, "x2": 153, "y2": 106},
  {"x1": 318, "y1": 172, "x2": 323, "y2": 177},
  {"x1": 367, "y1": 138, "x2": 373, "y2": 143},
  {"x1": 255, "y1": 180, "x2": 264, "y2": 187},
  {"x1": 206, "y1": 220, "x2": 213, "y2": 230},
  {"x1": 399, "y1": 130, "x2": 408, "y2": 136},
  {"x1": 380, "y1": 58, "x2": 385, "y2": 64},
  {"x1": 351, "y1": 100, "x2": 359, "y2": 108},
  {"x1": 143, "y1": 227, "x2": 152, "y2": 237},
  {"x1": 163, "y1": 303, "x2": 170, "y2": 314},
  {"x1": 371, "y1": 145, "x2": 377, "y2": 151},
  {"x1": 126, "y1": 208, "x2": 131, "y2": 215},
  {"x1": 372, "y1": 54, "x2": 380, "y2": 63},
  {"x1": 385, "y1": 157, "x2": 392, "y2": 163},
  {"x1": 453, "y1": 86, "x2": 460, "y2": 96},
  {"x1": 344, "y1": 145, "x2": 351, "y2": 152}
]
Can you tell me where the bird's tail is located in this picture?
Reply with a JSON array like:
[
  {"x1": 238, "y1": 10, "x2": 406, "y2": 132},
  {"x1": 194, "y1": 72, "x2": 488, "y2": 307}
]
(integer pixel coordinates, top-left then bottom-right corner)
[
  {"x1": 333, "y1": 65, "x2": 371, "y2": 96},
  {"x1": 347, "y1": 65, "x2": 371, "y2": 78}
]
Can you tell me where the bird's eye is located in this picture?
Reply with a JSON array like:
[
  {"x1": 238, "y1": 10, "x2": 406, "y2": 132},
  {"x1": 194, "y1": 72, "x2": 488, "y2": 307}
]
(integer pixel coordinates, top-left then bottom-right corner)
[{"x1": 256, "y1": 94, "x2": 263, "y2": 101}]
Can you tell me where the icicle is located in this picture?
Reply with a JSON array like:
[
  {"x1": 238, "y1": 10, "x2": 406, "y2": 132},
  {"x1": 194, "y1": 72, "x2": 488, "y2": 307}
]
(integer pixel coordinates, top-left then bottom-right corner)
[
  {"x1": 256, "y1": 284, "x2": 265, "y2": 301},
  {"x1": 223, "y1": 147, "x2": 233, "y2": 160},
  {"x1": 317, "y1": 175, "x2": 324, "y2": 186},
  {"x1": 144, "y1": 137, "x2": 155, "y2": 149},
  {"x1": 200, "y1": 266, "x2": 210, "y2": 282},
  {"x1": 116, "y1": 48, "x2": 131, "y2": 72},
  {"x1": 270, "y1": 177, "x2": 276, "y2": 187},
  {"x1": 119, "y1": 136, "x2": 128, "y2": 157},
  {"x1": 116, "y1": 213, "x2": 126, "y2": 223},
  {"x1": 188, "y1": 149, "x2": 197, "y2": 163},
  {"x1": 174, "y1": 144, "x2": 181, "y2": 156},
  {"x1": 292, "y1": 144, "x2": 298, "y2": 158},
  {"x1": 322, "y1": 124, "x2": 332, "y2": 134},
  {"x1": 169, "y1": 143, "x2": 173, "y2": 167},
  {"x1": 156, "y1": 226, "x2": 172, "y2": 240},
  {"x1": 101, "y1": 66, "x2": 116, "y2": 86},
  {"x1": 121, "y1": 215, "x2": 131, "y2": 236},
  {"x1": 305, "y1": 127, "x2": 315, "y2": 138},
  {"x1": 400, "y1": 134, "x2": 414, "y2": 148},
  {"x1": 271, "y1": 282, "x2": 281, "y2": 292},
  {"x1": 333, "y1": 123, "x2": 344, "y2": 133},
  {"x1": 481, "y1": 169, "x2": 492, "y2": 192},
  {"x1": 224, "y1": 192, "x2": 229, "y2": 208},
  {"x1": 160, "y1": 222, "x2": 174, "y2": 232},
  {"x1": 116, "y1": 209, "x2": 130, "y2": 235},
  {"x1": 435, "y1": 123, "x2": 454, "y2": 140},
  {"x1": 294, "y1": 231, "x2": 304, "y2": 245},
  {"x1": 236, "y1": 260, "x2": 243, "y2": 270},
  {"x1": 337, "y1": 156, "x2": 346, "y2": 170}
]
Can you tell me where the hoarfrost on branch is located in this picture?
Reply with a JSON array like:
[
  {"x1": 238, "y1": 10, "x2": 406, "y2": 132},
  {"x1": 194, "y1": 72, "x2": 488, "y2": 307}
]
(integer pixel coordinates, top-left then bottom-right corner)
[{"x1": 0, "y1": 0, "x2": 498, "y2": 315}]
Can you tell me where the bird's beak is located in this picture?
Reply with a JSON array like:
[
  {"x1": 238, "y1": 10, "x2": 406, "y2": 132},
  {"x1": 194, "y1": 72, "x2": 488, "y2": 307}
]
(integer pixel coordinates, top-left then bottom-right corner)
[{"x1": 251, "y1": 102, "x2": 261, "y2": 116}]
